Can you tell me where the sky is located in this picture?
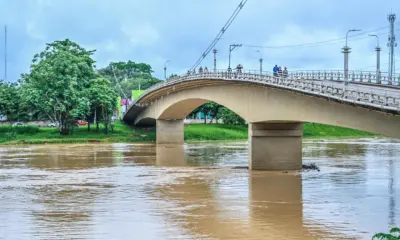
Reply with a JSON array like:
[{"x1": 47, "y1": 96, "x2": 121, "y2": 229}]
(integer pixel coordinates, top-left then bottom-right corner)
[{"x1": 0, "y1": 0, "x2": 399, "y2": 82}]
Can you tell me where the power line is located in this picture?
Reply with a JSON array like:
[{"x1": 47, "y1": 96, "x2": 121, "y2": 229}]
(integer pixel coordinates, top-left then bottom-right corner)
[
  {"x1": 189, "y1": 0, "x2": 248, "y2": 71},
  {"x1": 243, "y1": 26, "x2": 392, "y2": 50}
]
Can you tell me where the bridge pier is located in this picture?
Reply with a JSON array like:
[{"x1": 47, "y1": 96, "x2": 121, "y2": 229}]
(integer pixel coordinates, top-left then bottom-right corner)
[
  {"x1": 156, "y1": 119, "x2": 184, "y2": 145},
  {"x1": 248, "y1": 122, "x2": 302, "y2": 171}
]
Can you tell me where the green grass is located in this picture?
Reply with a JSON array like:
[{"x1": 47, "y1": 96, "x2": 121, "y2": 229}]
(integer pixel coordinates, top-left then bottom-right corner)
[
  {"x1": 0, "y1": 122, "x2": 376, "y2": 145},
  {"x1": 0, "y1": 122, "x2": 156, "y2": 144},
  {"x1": 184, "y1": 124, "x2": 248, "y2": 141},
  {"x1": 303, "y1": 123, "x2": 376, "y2": 138}
]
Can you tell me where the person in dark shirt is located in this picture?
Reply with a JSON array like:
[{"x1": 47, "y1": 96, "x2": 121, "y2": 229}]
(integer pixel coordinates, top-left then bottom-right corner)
[{"x1": 273, "y1": 64, "x2": 279, "y2": 76}]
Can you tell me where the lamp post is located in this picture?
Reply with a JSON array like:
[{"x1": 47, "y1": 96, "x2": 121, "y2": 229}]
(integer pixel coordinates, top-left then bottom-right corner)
[
  {"x1": 369, "y1": 34, "x2": 381, "y2": 84},
  {"x1": 228, "y1": 44, "x2": 242, "y2": 72},
  {"x1": 343, "y1": 29, "x2": 361, "y2": 83},
  {"x1": 213, "y1": 48, "x2": 217, "y2": 72},
  {"x1": 164, "y1": 60, "x2": 170, "y2": 80},
  {"x1": 256, "y1": 50, "x2": 263, "y2": 74}
]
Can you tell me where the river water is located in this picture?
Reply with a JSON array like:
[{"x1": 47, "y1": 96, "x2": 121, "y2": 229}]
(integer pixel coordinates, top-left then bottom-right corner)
[{"x1": 0, "y1": 138, "x2": 399, "y2": 239}]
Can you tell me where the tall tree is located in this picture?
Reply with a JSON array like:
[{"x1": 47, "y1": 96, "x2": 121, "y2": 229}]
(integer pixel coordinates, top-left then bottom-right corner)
[
  {"x1": 87, "y1": 77, "x2": 118, "y2": 134},
  {"x1": 22, "y1": 39, "x2": 95, "y2": 134}
]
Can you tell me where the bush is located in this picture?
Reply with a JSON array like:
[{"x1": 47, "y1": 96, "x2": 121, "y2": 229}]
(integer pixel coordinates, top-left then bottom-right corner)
[
  {"x1": 373, "y1": 227, "x2": 400, "y2": 239},
  {"x1": 4, "y1": 132, "x2": 16, "y2": 140},
  {"x1": 0, "y1": 126, "x2": 40, "y2": 134}
]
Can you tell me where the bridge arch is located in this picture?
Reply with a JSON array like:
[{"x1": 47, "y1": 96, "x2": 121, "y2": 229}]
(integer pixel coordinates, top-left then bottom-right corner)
[{"x1": 132, "y1": 82, "x2": 400, "y2": 138}]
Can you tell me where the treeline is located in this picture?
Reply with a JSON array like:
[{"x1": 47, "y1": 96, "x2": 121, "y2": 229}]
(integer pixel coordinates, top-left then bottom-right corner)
[
  {"x1": 0, "y1": 39, "x2": 162, "y2": 135},
  {"x1": 188, "y1": 102, "x2": 245, "y2": 125},
  {"x1": 0, "y1": 39, "x2": 245, "y2": 136}
]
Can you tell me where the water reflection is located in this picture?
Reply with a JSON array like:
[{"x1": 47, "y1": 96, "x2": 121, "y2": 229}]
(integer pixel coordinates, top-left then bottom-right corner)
[
  {"x1": 156, "y1": 144, "x2": 185, "y2": 166},
  {"x1": 0, "y1": 139, "x2": 399, "y2": 239}
]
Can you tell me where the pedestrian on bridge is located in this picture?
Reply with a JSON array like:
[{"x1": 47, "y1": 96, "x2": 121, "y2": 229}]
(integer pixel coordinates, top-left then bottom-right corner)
[
  {"x1": 204, "y1": 67, "x2": 209, "y2": 73},
  {"x1": 199, "y1": 66, "x2": 203, "y2": 74},
  {"x1": 273, "y1": 64, "x2": 278, "y2": 76},
  {"x1": 283, "y1": 67, "x2": 288, "y2": 78},
  {"x1": 278, "y1": 66, "x2": 283, "y2": 77}
]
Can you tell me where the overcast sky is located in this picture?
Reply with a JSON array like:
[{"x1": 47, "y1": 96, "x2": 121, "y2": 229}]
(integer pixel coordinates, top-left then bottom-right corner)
[{"x1": 0, "y1": 0, "x2": 399, "y2": 81}]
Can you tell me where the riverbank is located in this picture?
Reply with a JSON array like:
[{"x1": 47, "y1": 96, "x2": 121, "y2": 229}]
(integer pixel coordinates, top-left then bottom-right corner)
[{"x1": 0, "y1": 122, "x2": 375, "y2": 145}]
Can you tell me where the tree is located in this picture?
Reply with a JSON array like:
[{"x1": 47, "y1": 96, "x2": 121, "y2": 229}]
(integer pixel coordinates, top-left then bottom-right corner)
[
  {"x1": 87, "y1": 77, "x2": 118, "y2": 134},
  {"x1": 98, "y1": 61, "x2": 160, "y2": 98},
  {"x1": 0, "y1": 80, "x2": 32, "y2": 121},
  {"x1": 219, "y1": 107, "x2": 245, "y2": 125},
  {"x1": 22, "y1": 39, "x2": 95, "y2": 134},
  {"x1": 373, "y1": 227, "x2": 400, "y2": 240}
]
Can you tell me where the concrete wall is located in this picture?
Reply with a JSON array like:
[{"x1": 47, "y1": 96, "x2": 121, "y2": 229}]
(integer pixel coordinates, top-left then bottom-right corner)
[{"x1": 128, "y1": 82, "x2": 400, "y2": 138}]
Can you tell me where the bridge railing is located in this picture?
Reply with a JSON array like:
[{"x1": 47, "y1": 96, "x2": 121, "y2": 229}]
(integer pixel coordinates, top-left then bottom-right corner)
[{"x1": 128, "y1": 69, "x2": 400, "y2": 113}]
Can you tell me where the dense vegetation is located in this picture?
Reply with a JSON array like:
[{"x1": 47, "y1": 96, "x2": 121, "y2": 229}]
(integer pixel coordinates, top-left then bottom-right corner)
[{"x1": 0, "y1": 39, "x2": 163, "y2": 135}]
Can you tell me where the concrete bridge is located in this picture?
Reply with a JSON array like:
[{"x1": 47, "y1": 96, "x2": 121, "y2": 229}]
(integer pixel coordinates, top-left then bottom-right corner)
[{"x1": 123, "y1": 70, "x2": 400, "y2": 170}]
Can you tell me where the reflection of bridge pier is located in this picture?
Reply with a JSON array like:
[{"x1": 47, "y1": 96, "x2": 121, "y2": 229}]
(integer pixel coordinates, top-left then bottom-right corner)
[
  {"x1": 248, "y1": 172, "x2": 314, "y2": 238},
  {"x1": 156, "y1": 144, "x2": 186, "y2": 166}
]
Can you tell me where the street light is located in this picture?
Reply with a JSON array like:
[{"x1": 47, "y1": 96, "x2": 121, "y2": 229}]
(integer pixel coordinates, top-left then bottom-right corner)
[
  {"x1": 256, "y1": 50, "x2": 263, "y2": 74},
  {"x1": 228, "y1": 44, "x2": 242, "y2": 71},
  {"x1": 343, "y1": 29, "x2": 362, "y2": 83},
  {"x1": 369, "y1": 34, "x2": 381, "y2": 83},
  {"x1": 164, "y1": 60, "x2": 170, "y2": 80},
  {"x1": 345, "y1": 29, "x2": 362, "y2": 47}
]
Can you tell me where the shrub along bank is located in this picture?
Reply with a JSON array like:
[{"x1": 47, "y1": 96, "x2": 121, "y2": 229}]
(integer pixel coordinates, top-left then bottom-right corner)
[{"x1": 0, "y1": 122, "x2": 376, "y2": 145}]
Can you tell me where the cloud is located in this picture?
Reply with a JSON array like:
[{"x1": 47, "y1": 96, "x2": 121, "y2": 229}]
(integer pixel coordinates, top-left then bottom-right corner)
[{"x1": 0, "y1": 0, "x2": 398, "y2": 81}]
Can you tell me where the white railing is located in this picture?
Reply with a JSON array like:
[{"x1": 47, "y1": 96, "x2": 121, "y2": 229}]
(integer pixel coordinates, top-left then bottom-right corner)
[{"x1": 127, "y1": 69, "x2": 400, "y2": 114}]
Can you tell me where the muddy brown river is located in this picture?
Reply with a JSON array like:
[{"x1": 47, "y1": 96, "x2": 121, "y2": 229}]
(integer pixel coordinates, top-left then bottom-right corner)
[{"x1": 0, "y1": 138, "x2": 399, "y2": 239}]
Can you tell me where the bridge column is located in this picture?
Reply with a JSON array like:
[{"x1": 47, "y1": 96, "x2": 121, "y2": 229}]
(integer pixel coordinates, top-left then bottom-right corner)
[
  {"x1": 156, "y1": 119, "x2": 184, "y2": 145},
  {"x1": 248, "y1": 122, "x2": 302, "y2": 170}
]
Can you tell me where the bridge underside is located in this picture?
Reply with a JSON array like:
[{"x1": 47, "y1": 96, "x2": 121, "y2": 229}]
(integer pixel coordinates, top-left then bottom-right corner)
[{"x1": 124, "y1": 81, "x2": 400, "y2": 170}]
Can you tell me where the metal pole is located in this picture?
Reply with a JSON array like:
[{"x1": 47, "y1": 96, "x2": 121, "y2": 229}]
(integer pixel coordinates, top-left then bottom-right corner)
[
  {"x1": 164, "y1": 60, "x2": 169, "y2": 80},
  {"x1": 343, "y1": 29, "x2": 361, "y2": 83},
  {"x1": 342, "y1": 46, "x2": 351, "y2": 83},
  {"x1": 228, "y1": 44, "x2": 242, "y2": 72},
  {"x1": 4, "y1": 25, "x2": 7, "y2": 81},
  {"x1": 387, "y1": 13, "x2": 397, "y2": 80},
  {"x1": 256, "y1": 50, "x2": 263, "y2": 74},
  {"x1": 369, "y1": 34, "x2": 381, "y2": 84},
  {"x1": 213, "y1": 48, "x2": 217, "y2": 72}
]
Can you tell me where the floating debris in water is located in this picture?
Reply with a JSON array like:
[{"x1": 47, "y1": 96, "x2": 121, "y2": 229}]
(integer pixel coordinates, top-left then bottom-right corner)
[{"x1": 302, "y1": 163, "x2": 320, "y2": 171}]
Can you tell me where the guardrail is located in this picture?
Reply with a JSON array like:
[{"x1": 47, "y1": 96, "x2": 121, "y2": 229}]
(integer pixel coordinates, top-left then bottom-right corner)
[{"x1": 127, "y1": 69, "x2": 400, "y2": 114}]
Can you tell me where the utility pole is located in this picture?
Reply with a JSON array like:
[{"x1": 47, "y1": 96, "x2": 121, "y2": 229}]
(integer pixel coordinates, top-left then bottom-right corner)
[
  {"x1": 228, "y1": 44, "x2": 242, "y2": 72},
  {"x1": 213, "y1": 48, "x2": 217, "y2": 72},
  {"x1": 256, "y1": 50, "x2": 263, "y2": 74},
  {"x1": 387, "y1": 13, "x2": 397, "y2": 82},
  {"x1": 369, "y1": 34, "x2": 381, "y2": 83},
  {"x1": 164, "y1": 60, "x2": 169, "y2": 81},
  {"x1": 343, "y1": 29, "x2": 361, "y2": 84},
  {"x1": 4, "y1": 25, "x2": 7, "y2": 81}
]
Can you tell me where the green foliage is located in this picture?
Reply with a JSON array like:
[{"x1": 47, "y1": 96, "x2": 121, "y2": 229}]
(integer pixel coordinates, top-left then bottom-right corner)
[
  {"x1": 22, "y1": 39, "x2": 96, "y2": 134},
  {"x1": 4, "y1": 132, "x2": 16, "y2": 141},
  {"x1": 0, "y1": 80, "x2": 30, "y2": 121},
  {"x1": 184, "y1": 124, "x2": 248, "y2": 140},
  {"x1": 373, "y1": 227, "x2": 400, "y2": 240},
  {"x1": 303, "y1": 122, "x2": 375, "y2": 137},
  {"x1": 87, "y1": 77, "x2": 118, "y2": 134},
  {"x1": 0, "y1": 126, "x2": 40, "y2": 134},
  {"x1": 219, "y1": 107, "x2": 245, "y2": 125},
  {"x1": 98, "y1": 61, "x2": 161, "y2": 98}
]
